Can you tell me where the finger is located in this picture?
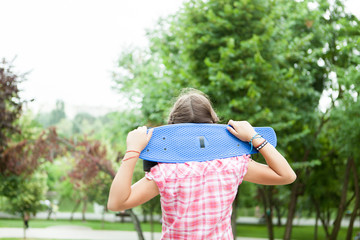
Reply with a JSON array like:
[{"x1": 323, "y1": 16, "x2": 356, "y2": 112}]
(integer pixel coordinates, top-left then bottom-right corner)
[
  {"x1": 147, "y1": 128, "x2": 154, "y2": 141},
  {"x1": 227, "y1": 126, "x2": 238, "y2": 136},
  {"x1": 228, "y1": 119, "x2": 234, "y2": 127}
]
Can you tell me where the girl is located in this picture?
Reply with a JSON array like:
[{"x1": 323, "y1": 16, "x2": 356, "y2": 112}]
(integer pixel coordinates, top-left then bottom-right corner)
[{"x1": 108, "y1": 89, "x2": 296, "y2": 240}]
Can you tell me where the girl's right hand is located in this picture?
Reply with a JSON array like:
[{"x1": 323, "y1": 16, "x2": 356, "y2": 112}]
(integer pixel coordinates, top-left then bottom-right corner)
[{"x1": 227, "y1": 120, "x2": 257, "y2": 142}]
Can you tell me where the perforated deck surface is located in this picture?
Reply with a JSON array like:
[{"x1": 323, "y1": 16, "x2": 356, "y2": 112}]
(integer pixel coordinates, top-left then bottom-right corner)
[{"x1": 140, "y1": 123, "x2": 277, "y2": 163}]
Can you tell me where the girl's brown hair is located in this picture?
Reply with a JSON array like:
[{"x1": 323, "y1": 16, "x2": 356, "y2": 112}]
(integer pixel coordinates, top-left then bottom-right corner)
[{"x1": 168, "y1": 89, "x2": 219, "y2": 124}]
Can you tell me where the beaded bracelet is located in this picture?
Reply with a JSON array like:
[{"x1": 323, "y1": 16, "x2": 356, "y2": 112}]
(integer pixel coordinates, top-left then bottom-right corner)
[{"x1": 256, "y1": 139, "x2": 268, "y2": 151}]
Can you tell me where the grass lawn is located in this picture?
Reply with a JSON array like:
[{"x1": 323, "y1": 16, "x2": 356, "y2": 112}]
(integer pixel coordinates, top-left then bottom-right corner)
[
  {"x1": 236, "y1": 224, "x2": 359, "y2": 240},
  {"x1": 1, "y1": 218, "x2": 359, "y2": 240},
  {"x1": 0, "y1": 219, "x2": 161, "y2": 232},
  {"x1": 57, "y1": 199, "x2": 94, "y2": 213}
]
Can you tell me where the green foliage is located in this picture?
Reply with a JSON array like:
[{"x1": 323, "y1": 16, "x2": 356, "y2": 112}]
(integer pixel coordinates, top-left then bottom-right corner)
[
  {"x1": 57, "y1": 176, "x2": 77, "y2": 206},
  {"x1": 86, "y1": 171, "x2": 113, "y2": 207},
  {"x1": 112, "y1": 1, "x2": 360, "y2": 239},
  {"x1": 35, "y1": 100, "x2": 66, "y2": 128},
  {"x1": 0, "y1": 60, "x2": 50, "y2": 220},
  {"x1": 327, "y1": 83, "x2": 360, "y2": 160},
  {"x1": 151, "y1": 0, "x2": 325, "y2": 123},
  {"x1": 1, "y1": 171, "x2": 48, "y2": 216},
  {"x1": 42, "y1": 158, "x2": 73, "y2": 203},
  {"x1": 237, "y1": 181, "x2": 258, "y2": 208},
  {"x1": 0, "y1": 110, "x2": 48, "y2": 216},
  {"x1": 112, "y1": 0, "x2": 329, "y2": 220},
  {"x1": 96, "y1": 111, "x2": 146, "y2": 151},
  {"x1": 72, "y1": 112, "x2": 96, "y2": 134},
  {"x1": 55, "y1": 118, "x2": 74, "y2": 138},
  {"x1": 113, "y1": 48, "x2": 176, "y2": 125},
  {"x1": 0, "y1": 58, "x2": 25, "y2": 169},
  {"x1": 113, "y1": 1, "x2": 331, "y2": 157},
  {"x1": 49, "y1": 100, "x2": 66, "y2": 126}
]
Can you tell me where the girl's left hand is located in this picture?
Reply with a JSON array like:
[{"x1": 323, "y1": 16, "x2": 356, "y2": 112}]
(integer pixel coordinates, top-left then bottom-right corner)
[{"x1": 126, "y1": 126, "x2": 153, "y2": 152}]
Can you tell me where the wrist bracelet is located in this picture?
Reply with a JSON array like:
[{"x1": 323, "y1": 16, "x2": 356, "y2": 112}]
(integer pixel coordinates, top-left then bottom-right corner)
[
  {"x1": 126, "y1": 150, "x2": 140, "y2": 154},
  {"x1": 122, "y1": 155, "x2": 139, "y2": 162},
  {"x1": 123, "y1": 150, "x2": 140, "y2": 162},
  {"x1": 256, "y1": 139, "x2": 268, "y2": 151},
  {"x1": 249, "y1": 133, "x2": 262, "y2": 152}
]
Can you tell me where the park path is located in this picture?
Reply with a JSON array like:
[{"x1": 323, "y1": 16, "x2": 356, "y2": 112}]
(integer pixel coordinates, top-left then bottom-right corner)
[
  {"x1": 0, "y1": 226, "x2": 273, "y2": 240},
  {"x1": 1, "y1": 211, "x2": 358, "y2": 227}
]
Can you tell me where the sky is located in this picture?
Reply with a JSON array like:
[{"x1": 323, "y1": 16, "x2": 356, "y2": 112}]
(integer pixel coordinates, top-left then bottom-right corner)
[
  {"x1": 1, "y1": 0, "x2": 186, "y2": 116},
  {"x1": 1, "y1": 0, "x2": 359, "y2": 117}
]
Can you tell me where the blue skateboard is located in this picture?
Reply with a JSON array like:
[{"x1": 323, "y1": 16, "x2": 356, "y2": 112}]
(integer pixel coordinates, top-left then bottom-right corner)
[{"x1": 140, "y1": 123, "x2": 277, "y2": 165}]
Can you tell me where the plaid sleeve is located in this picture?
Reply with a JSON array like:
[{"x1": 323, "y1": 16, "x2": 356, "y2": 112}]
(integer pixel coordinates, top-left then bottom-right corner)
[
  {"x1": 145, "y1": 164, "x2": 165, "y2": 193},
  {"x1": 234, "y1": 154, "x2": 251, "y2": 185}
]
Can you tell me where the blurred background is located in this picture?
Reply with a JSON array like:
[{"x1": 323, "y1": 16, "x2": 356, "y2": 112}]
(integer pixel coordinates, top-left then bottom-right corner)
[{"x1": 1, "y1": 0, "x2": 360, "y2": 240}]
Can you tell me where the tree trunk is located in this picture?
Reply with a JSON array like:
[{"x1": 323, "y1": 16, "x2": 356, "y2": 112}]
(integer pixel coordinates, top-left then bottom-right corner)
[
  {"x1": 23, "y1": 212, "x2": 29, "y2": 239},
  {"x1": 127, "y1": 209, "x2": 145, "y2": 240},
  {"x1": 101, "y1": 208, "x2": 105, "y2": 229},
  {"x1": 266, "y1": 188, "x2": 274, "y2": 240},
  {"x1": 150, "y1": 210, "x2": 154, "y2": 240},
  {"x1": 231, "y1": 190, "x2": 240, "y2": 240},
  {"x1": 266, "y1": 212, "x2": 274, "y2": 240},
  {"x1": 313, "y1": 198, "x2": 330, "y2": 238},
  {"x1": 283, "y1": 180, "x2": 300, "y2": 240},
  {"x1": 70, "y1": 199, "x2": 81, "y2": 221},
  {"x1": 330, "y1": 157, "x2": 352, "y2": 240},
  {"x1": 143, "y1": 212, "x2": 148, "y2": 223},
  {"x1": 346, "y1": 158, "x2": 359, "y2": 240},
  {"x1": 274, "y1": 202, "x2": 282, "y2": 226},
  {"x1": 82, "y1": 198, "x2": 87, "y2": 222},
  {"x1": 260, "y1": 186, "x2": 274, "y2": 240},
  {"x1": 314, "y1": 210, "x2": 319, "y2": 240},
  {"x1": 47, "y1": 206, "x2": 53, "y2": 220}
]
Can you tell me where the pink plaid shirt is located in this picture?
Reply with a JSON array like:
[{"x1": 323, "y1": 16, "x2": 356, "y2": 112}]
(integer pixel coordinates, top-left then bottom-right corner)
[{"x1": 145, "y1": 155, "x2": 250, "y2": 240}]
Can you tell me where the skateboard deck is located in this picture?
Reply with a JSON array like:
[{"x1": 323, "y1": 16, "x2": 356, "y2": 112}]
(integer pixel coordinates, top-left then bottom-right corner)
[{"x1": 140, "y1": 123, "x2": 277, "y2": 163}]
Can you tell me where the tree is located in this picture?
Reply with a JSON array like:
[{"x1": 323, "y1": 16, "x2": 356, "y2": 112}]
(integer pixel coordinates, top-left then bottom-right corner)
[
  {"x1": 299, "y1": 1, "x2": 360, "y2": 239},
  {"x1": 114, "y1": 0, "x2": 328, "y2": 239},
  {"x1": 0, "y1": 59, "x2": 59, "y2": 238},
  {"x1": 67, "y1": 137, "x2": 115, "y2": 220},
  {"x1": 35, "y1": 100, "x2": 67, "y2": 128},
  {"x1": 114, "y1": 1, "x2": 359, "y2": 239},
  {"x1": 0, "y1": 58, "x2": 24, "y2": 166},
  {"x1": 72, "y1": 112, "x2": 96, "y2": 134},
  {"x1": 113, "y1": 48, "x2": 175, "y2": 125},
  {"x1": 49, "y1": 100, "x2": 66, "y2": 126},
  {"x1": 1, "y1": 171, "x2": 48, "y2": 238},
  {"x1": 326, "y1": 62, "x2": 360, "y2": 240}
]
